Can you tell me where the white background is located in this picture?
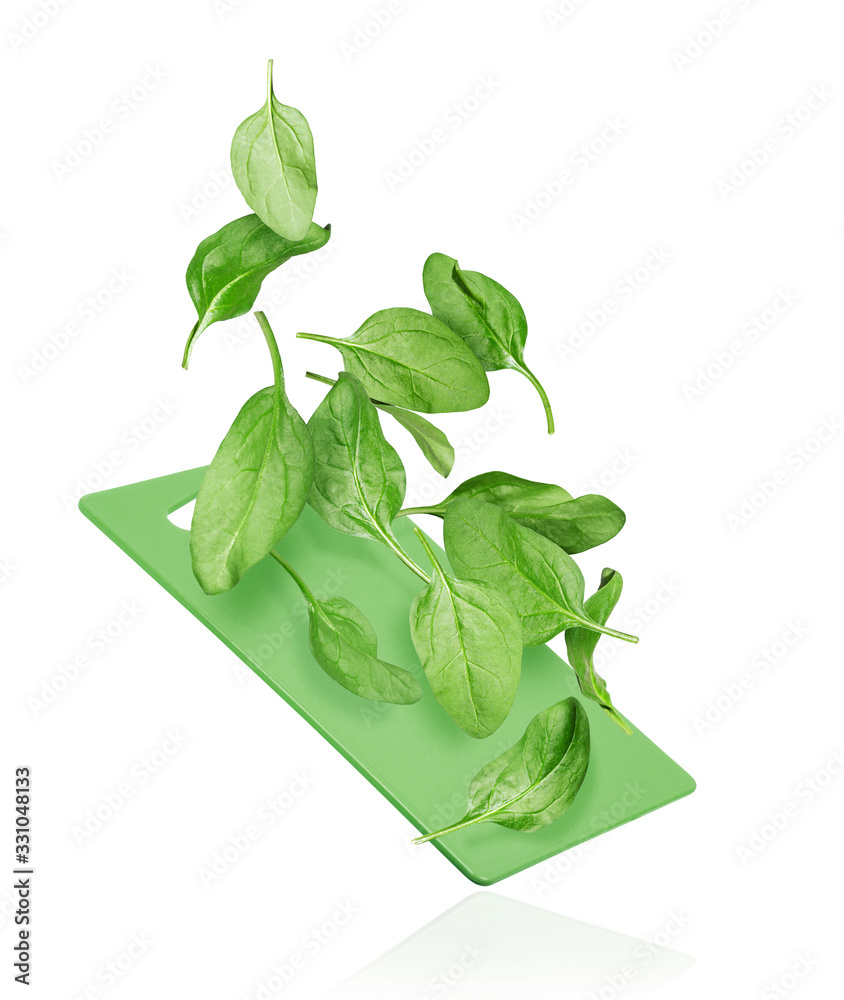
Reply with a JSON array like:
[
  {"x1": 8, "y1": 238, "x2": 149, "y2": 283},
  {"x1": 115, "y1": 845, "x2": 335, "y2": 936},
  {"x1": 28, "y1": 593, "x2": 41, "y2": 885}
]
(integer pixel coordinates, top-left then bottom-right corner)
[{"x1": 3, "y1": 0, "x2": 843, "y2": 996}]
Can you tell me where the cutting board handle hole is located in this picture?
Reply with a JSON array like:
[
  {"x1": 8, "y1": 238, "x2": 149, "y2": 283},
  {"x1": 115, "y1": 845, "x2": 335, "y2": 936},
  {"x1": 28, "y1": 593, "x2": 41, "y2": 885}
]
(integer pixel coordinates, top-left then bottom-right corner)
[{"x1": 167, "y1": 497, "x2": 196, "y2": 531}]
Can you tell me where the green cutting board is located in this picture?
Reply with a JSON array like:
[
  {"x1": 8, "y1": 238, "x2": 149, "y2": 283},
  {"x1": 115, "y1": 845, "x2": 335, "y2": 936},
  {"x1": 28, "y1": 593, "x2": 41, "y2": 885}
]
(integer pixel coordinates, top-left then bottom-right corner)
[{"x1": 80, "y1": 466, "x2": 695, "y2": 885}]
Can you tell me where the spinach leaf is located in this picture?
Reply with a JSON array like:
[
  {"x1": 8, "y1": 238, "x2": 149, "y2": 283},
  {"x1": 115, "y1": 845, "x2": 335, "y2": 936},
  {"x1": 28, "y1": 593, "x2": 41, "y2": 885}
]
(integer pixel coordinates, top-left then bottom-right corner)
[
  {"x1": 306, "y1": 371, "x2": 455, "y2": 477},
  {"x1": 414, "y1": 697, "x2": 590, "y2": 842},
  {"x1": 401, "y1": 471, "x2": 624, "y2": 554},
  {"x1": 518, "y1": 493, "x2": 625, "y2": 555},
  {"x1": 410, "y1": 530, "x2": 522, "y2": 739},
  {"x1": 298, "y1": 307, "x2": 490, "y2": 413},
  {"x1": 423, "y1": 253, "x2": 555, "y2": 433},
  {"x1": 183, "y1": 215, "x2": 330, "y2": 368},
  {"x1": 565, "y1": 569, "x2": 633, "y2": 734},
  {"x1": 443, "y1": 499, "x2": 638, "y2": 646},
  {"x1": 230, "y1": 60, "x2": 317, "y2": 240},
  {"x1": 307, "y1": 372, "x2": 429, "y2": 580},
  {"x1": 190, "y1": 312, "x2": 314, "y2": 595},
  {"x1": 401, "y1": 470, "x2": 571, "y2": 518},
  {"x1": 271, "y1": 552, "x2": 421, "y2": 704},
  {"x1": 377, "y1": 403, "x2": 455, "y2": 478}
]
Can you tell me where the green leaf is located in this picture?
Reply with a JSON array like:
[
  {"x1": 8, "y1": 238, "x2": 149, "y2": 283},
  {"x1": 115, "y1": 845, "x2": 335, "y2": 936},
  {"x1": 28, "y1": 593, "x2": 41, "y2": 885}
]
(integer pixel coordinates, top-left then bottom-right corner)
[
  {"x1": 298, "y1": 307, "x2": 490, "y2": 413},
  {"x1": 399, "y1": 471, "x2": 624, "y2": 554},
  {"x1": 402, "y1": 470, "x2": 571, "y2": 518},
  {"x1": 410, "y1": 530, "x2": 522, "y2": 739},
  {"x1": 305, "y1": 371, "x2": 455, "y2": 478},
  {"x1": 443, "y1": 499, "x2": 638, "y2": 647},
  {"x1": 307, "y1": 372, "x2": 404, "y2": 540},
  {"x1": 377, "y1": 403, "x2": 455, "y2": 478},
  {"x1": 423, "y1": 253, "x2": 555, "y2": 433},
  {"x1": 190, "y1": 313, "x2": 314, "y2": 595},
  {"x1": 183, "y1": 214, "x2": 330, "y2": 367},
  {"x1": 565, "y1": 569, "x2": 633, "y2": 734},
  {"x1": 307, "y1": 372, "x2": 428, "y2": 580},
  {"x1": 230, "y1": 60, "x2": 317, "y2": 240},
  {"x1": 414, "y1": 697, "x2": 590, "y2": 842},
  {"x1": 271, "y1": 552, "x2": 421, "y2": 704},
  {"x1": 518, "y1": 493, "x2": 625, "y2": 555}
]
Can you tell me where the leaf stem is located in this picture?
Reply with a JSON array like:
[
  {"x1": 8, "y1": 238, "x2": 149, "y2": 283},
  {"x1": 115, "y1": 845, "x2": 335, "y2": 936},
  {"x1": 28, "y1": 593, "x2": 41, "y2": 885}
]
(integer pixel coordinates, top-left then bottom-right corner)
[
  {"x1": 381, "y1": 531, "x2": 431, "y2": 583},
  {"x1": 520, "y1": 364, "x2": 555, "y2": 435},
  {"x1": 305, "y1": 371, "x2": 336, "y2": 387},
  {"x1": 605, "y1": 708, "x2": 634, "y2": 736},
  {"x1": 267, "y1": 58, "x2": 274, "y2": 103},
  {"x1": 413, "y1": 813, "x2": 484, "y2": 844},
  {"x1": 307, "y1": 371, "x2": 395, "y2": 410},
  {"x1": 397, "y1": 505, "x2": 443, "y2": 518},
  {"x1": 254, "y1": 311, "x2": 284, "y2": 391},
  {"x1": 297, "y1": 332, "x2": 336, "y2": 347},
  {"x1": 580, "y1": 620, "x2": 638, "y2": 644},
  {"x1": 182, "y1": 324, "x2": 200, "y2": 370},
  {"x1": 269, "y1": 550, "x2": 314, "y2": 601},
  {"x1": 412, "y1": 528, "x2": 443, "y2": 577}
]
